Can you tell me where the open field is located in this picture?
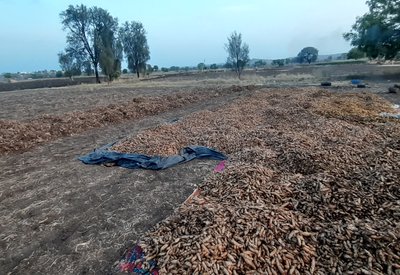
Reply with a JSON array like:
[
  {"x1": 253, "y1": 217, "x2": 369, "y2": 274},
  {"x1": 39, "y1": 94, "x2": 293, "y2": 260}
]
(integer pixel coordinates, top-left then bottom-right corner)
[{"x1": 0, "y1": 65, "x2": 399, "y2": 274}]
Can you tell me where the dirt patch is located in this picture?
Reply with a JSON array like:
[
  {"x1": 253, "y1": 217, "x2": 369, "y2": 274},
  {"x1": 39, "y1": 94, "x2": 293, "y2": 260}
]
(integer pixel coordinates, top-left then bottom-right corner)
[
  {"x1": 0, "y1": 86, "x2": 255, "y2": 155},
  {"x1": 113, "y1": 88, "x2": 399, "y2": 274},
  {"x1": 0, "y1": 89, "x2": 245, "y2": 275}
]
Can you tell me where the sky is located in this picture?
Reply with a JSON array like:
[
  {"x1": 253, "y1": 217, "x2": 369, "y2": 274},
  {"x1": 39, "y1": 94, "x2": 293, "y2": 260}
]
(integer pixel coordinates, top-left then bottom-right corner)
[{"x1": 0, "y1": 0, "x2": 369, "y2": 73}]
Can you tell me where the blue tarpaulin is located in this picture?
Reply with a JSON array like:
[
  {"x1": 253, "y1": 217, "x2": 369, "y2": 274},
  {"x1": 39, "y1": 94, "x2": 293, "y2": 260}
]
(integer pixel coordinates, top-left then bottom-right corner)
[{"x1": 79, "y1": 143, "x2": 227, "y2": 170}]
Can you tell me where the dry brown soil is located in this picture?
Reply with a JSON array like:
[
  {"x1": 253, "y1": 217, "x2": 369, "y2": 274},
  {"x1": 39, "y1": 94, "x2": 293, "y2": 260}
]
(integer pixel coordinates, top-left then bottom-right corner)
[
  {"x1": 0, "y1": 84, "x2": 246, "y2": 274},
  {"x1": 0, "y1": 67, "x2": 399, "y2": 274}
]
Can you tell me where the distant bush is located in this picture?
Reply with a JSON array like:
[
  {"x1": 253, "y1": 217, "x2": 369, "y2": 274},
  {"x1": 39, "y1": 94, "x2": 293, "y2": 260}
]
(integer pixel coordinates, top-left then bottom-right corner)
[
  {"x1": 3, "y1": 73, "x2": 12, "y2": 79},
  {"x1": 254, "y1": 60, "x2": 267, "y2": 67},
  {"x1": 210, "y1": 64, "x2": 218, "y2": 70},
  {"x1": 55, "y1": 71, "x2": 63, "y2": 77},
  {"x1": 122, "y1": 69, "x2": 128, "y2": 74},
  {"x1": 347, "y1": 48, "x2": 366, "y2": 60},
  {"x1": 169, "y1": 66, "x2": 180, "y2": 71},
  {"x1": 272, "y1": 59, "x2": 285, "y2": 67}
]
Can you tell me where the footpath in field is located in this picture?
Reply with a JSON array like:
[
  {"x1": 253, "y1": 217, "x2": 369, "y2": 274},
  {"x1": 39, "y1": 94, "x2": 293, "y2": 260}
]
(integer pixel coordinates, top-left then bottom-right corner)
[
  {"x1": 0, "y1": 86, "x2": 254, "y2": 155},
  {"x1": 114, "y1": 88, "x2": 400, "y2": 274}
]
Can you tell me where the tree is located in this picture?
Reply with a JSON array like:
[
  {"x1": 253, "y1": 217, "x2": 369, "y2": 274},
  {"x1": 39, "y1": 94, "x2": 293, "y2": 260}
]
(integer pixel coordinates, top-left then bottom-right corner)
[
  {"x1": 225, "y1": 31, "x2": 250, "y2": 79},
  {"x1": 161, "y1": 67, "x2": 169, "y2": 72},
  {"x1": 254, "y1": 60, "x2": 267, "y2": 68},
  {"x1": 297, "y1": 47, "x2": 318, "y2": 64},
  {"x1": 122, "y1": 68, "x2": 128, "y2": 74},
  {"x1": 56, "y1": 71, "x2": 63, "y2": 77},
  {"x1": 170, "y1": 66, "x2": 180, "y2": 71},
  {"x1": 347, "y1": 47, "x2": 366, "y2": 59},
  {"x1": 271, "y1": 59, "x2": 285, "y2": 67},
  {"x1": 60, "y1": 5, "x2": 118, "y2": 83},
  {"x1": 58, "y1": 51, "x2": 81, "y2": 79},
  {"x1": 210, "y1": 63, "x2": 218, "y2": 70},
  {"x1": 153, "y1": 65, "x2": 159, "y2": 72},
  {"x1": 344, "y1": 0, "x2": 400, "y2": 59},
  {"x1": 146, "y1": 64, "x2": 154, "y2": 75},
  {"x1": 197, "y1": 63, "x2": 205, "y2": 71},
  {"x1": 82, "y1": 60, "x2": 93, "y2": 75},
  {"x1": 99, "y1": 27, "x2": 122, "y2": 81},
  {"x1": 119, "y1": 21, "x2": 150, "y2": 78}
]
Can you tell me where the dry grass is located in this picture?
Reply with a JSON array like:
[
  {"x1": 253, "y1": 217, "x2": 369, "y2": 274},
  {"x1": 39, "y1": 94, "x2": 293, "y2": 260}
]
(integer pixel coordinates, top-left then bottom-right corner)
[
  {"x1": 114, "y1": 88, "x2": 400, "y2": 274},
  {"x1": 129, "y1": 73, "x2": 317, "y2": 88}
]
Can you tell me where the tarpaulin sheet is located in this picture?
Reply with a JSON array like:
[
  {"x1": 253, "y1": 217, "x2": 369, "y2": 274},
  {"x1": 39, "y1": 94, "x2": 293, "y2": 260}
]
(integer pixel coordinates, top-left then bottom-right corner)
[{"x1": 79, "y1": 143, "x2": 227, "y2": 170}]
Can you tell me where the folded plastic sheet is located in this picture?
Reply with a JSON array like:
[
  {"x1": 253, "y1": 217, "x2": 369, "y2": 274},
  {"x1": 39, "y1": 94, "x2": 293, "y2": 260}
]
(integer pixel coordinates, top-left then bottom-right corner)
[{"x1": 79, "y1": 143, "x2": 227, "y2": 170}]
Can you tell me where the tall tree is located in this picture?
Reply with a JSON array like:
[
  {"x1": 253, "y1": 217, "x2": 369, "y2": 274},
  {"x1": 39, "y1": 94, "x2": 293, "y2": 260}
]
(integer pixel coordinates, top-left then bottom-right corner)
[
  {"x1": 60, "y1": 5, "x2": 118, "y2": 83},
  {"x1": 119, "y1": 21, "x2": 150, "y2": 78},
  {"x1": 58, "y1": 50, "x2": 81, "y2": 79},
  {"x1": 297, "y1": 47, "x2": 319, "y2": 64},
  {"x1": 344, "y1": 0, "x2": 400, "y2": 59},
  {"x1": 225, "y1": 31, "x2": 250, "y2": 79},
  {"x1": 99, "y1": 27, "x2": 123, "y2": 81}
]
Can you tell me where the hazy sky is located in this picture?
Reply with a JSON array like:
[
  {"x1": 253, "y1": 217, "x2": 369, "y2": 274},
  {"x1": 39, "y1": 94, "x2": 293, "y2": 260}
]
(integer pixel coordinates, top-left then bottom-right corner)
[{"x1": 0, "y1": 0, "x2": 368, "y2": 73}]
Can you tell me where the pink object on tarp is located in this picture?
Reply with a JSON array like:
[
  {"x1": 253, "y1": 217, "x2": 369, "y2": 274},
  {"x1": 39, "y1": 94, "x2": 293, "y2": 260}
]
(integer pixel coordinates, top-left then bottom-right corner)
[{"x1": 214, "y1": 160, "x2": 226, "y2": 173}]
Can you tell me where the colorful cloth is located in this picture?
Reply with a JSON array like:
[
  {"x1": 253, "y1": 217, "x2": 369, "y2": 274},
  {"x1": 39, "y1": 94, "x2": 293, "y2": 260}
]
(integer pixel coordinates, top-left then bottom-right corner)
[
  {"x1": 118, "y1": 244, "x2": 159, "y2": 274},
  {"x1": 214, "y1": 160, "x2": 226, "y2": 173}
]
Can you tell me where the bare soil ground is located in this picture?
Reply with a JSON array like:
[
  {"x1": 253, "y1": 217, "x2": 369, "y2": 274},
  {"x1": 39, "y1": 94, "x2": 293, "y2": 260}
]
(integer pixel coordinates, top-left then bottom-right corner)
[
  {"x1": 0, "y1": 83, "x2": 184, "y2": 120},
  {"x1": 0, "y1": 65, "x2": 399, "y2": 274},
  {"x1": 0, "y1": 87, "x2": 247, "y2": 274}
]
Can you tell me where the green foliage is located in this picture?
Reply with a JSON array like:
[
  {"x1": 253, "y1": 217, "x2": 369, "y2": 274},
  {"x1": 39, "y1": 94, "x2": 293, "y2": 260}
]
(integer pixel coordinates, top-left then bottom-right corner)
[
  {"x1": 285, "y1": 58, "x2": 291, "y2": 65},
  {"x1": 3, "y1": 73, "x2": 12, "y2": 79},
  {"x1": 55, "y1": 71, "x2": 63, "y2": 77},
  {"x1": 60, "y1": 4, "x2": 118, "y2": 83},
  {"x1": 82, "y1": 61, "x2": 93, "y2": 76},
  {"x1": 197, "y1": 63, "x2": 205, "y2": 71},
  {"x1": 271, "y1": 59, "x2": 285, "y2": 67},
  {"x1": 98, "y1": 27, "x2": 122, "y2": 81},
  {"x1": 297, "y1": 47, "x2": 319, "y2": 64},
  {"x1": 122, "y1": 68, "x2": 128, "y2": 74},
  {"x1": 254, "y1": 60, "x2": 267, "y2": 67},
  {"x1": 58, "y1": 51, "x2": 81, "y2": 79},
  {"x1": 153, "y1": 65, "x2": 159, "y2": 72},
  {"x1": 119, "y1": 21, "x2": 150, "y2": 78},
  {"x1": 224, "y1": 62, "x2": 233, "y2": 69},
  {"x1": 161, "y1": 67, "x2": 169, "y2": 72},
  {"x1": 344, "y1": 0, "x2": 400, "y2": 59},
  {"x1": 146, "y1": 64, "x2": 154, "y2": 75},
  {"x1": 210, "y1": 64, "x2": 218, "y2": 70},
  {"x1": 169, "y1": 66, "x2": 180, "y2": 71},
  {"x1": 225, "y1": 31, "x2": 250, "y2": 79},
  {"x1": 347, "y1": 48, "x2": 366, "y2": 60}
]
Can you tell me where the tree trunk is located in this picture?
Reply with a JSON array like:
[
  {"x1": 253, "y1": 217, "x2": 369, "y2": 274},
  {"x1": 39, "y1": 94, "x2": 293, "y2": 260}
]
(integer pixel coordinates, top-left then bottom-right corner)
[
  {"x1": 94, "y1": 62, "x2": 100, "y2": 83},
  {"x1": 236, "y1": 61, "x2": 240, "y2": 79},
  {"x1": 136, "y1": 62, "x2": 140, "y2": 78}
]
